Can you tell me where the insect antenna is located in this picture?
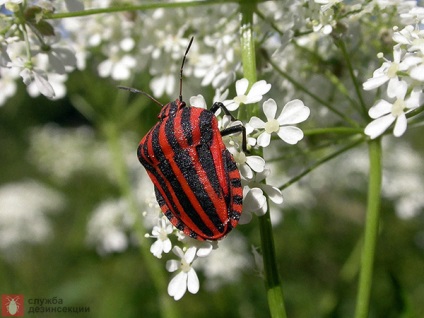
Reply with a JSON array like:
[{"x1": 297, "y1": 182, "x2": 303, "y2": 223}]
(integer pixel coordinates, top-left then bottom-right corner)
[
  {"x1": 118, "y1": 85, "x2": 163, "y2": 107},
  {"x1": 179, "y1": 36, "x2": 194, "y2": 103}
]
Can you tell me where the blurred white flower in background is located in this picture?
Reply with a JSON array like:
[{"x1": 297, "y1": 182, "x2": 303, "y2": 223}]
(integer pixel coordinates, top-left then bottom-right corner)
[
  {"x1": 0, "y1": 180, "x2": 64, "y2": 260},
  {"x1": 196, "y1": 233, "x2": 250, "y2": 291},
  {"x1": 86, "y1": 199, "x2": 135, "y2": 255}
]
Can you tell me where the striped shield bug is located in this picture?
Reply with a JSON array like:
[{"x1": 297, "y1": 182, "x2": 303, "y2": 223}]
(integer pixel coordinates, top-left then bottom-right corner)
[{"x1": 120, "y1": 37, "x2": 246, "y2": 240}]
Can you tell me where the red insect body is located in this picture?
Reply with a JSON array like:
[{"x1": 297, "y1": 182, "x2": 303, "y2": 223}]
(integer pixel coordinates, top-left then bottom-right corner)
[{"x1": 137, "y1": 99, "x2": 243, "y2": 240}]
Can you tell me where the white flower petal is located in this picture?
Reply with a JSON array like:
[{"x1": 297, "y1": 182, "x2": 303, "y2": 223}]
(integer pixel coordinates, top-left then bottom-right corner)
[
  {"x1": 248, "y1": 116, "x2": 266, "y2": 129},
  {"x1": 277, "y1": 126, "x2": 304, "y2": 144},
  {"x1": 254, "y1": 169, "x2": 271, "y2": 183},
  {"x1": 239, "y1": 163, "x2": 253, "y2": 180},
  {"x1": 261, "y1": 184, "x2": 283, "y2": 204},
  {"x1": 363, "y1": 75, "x2": 389, "y2": 91},
  {"x1": 48, "y1": 52, "x2": 66, "y2": 74},
  {"x1": 257, "y1": 132, "x2": 271, "y2": 147},
  {"x1": 262, "y1": 98, "x2": 277, "y2": 121},
  {"x1": 33, "y1": 71, "x2": 55, "y2": 98},
  {"x1": 172, "y1": 245, "x2": 185, "y2": 259},
  {"x1": 238, "y1": 210, "x2": 253, "y2": 224},
  {"x1": 223, "y1": 100, "x2": 238, "y2": 111},
  {"x1": 255, "y1": 201, "x2": 268, "y2": 216},
  {"x1": 249, "y1": 80, "x2": 271, "y2": 96},
  {"x1": 166, "y1": 259, "x2": 180, "y2": 272},
  {"x1": 168, "y1": 272, "x2": 188, "y2": 301},
  {"x1": 185, "y1": 246, "x2": 197, "y2": 264},
  {"x1": 235, "y1": 78, "x2": 249, "y2": 95},
  {"x1": 150, "y1": 240, "x2": 164, "y2": 258},
  {"x1": 278, "y1": 99, "x2": 310, "y2": 125},
  {"x1": 244, "y1": 187, "x2": 267, "y2": 212},
  {"x1": 405, "y1": 89, "x2": 424, "y2": 109},
  {"x1": 246, "y1": 155, "x2": 265, "y2": 173},
  {"x1": 196, "y1": 242, "x2": 213, "y2": 257},
  {"x1": 163, "y1": 238, "x2": 172, "y2": 253},
  {"x1": 410, "y1": 64, "x2": 424, "y2": 81},
  {"x1": 187, "y1": 268, "x2": 199, "y2": 294},
  {"x1": 392, "y1": 44, "x2": 402, "y2": 63},
  {"x1": 245, "y1": 94, "x2": 265, "y2": 104},
  {"x1": 368, "y1": 100, "x2": 392, "y2": 119},
  {"x1": 393, "y1": 113, "x2": 407, "y2": 137},
  {"x1": 19, "y1": 68, "x2": 32, "y2": 85},
  {"x1": 388, "y1": 78, "x2": 407, "y2": 99},
  {"x1": 364, "y1": 114, "x2": 396, "y2": 139},
  {"x1": 190, "y1": 94, "x2": 207, "y2": 109}
]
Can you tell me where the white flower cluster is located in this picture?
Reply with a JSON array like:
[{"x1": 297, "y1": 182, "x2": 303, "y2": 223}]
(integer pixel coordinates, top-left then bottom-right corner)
[
  {"x1": 0, "y1": 0, "x2": 242, "y2": 105},
  {"x1": 142, "y1": 78, "x2": 310, "y2": 300},
  {"x1": 363, "y1": 24, "x2": 424, "y2": 139},
  {"x1": 0, "y1": 180, "x2": 64, "y2": 261},
  {"x1": 0, "y1": 0, "x2": 78, "y2": 100}
]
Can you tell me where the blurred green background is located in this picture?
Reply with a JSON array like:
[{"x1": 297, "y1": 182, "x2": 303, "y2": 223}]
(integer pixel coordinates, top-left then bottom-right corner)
[{"x1": 1, "y1": 67, "x2": 424, "y2": 318}]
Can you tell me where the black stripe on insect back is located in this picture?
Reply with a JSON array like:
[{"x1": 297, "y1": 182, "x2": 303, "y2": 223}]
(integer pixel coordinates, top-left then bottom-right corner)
[
  {"x1": 145, "y1": 129, "x2": 197, "y2": 234},
  {"x1": 164, "y1": 107, "x2": 225, "y2": 234},
  {"x1": 196, "y1": 110, "x2": 223, "y2": 196},
  {"x1": 155, "y1": 187, "x2": 186, "y2": 231},
  {"x1": 180, "y1": 106, "x2": 193, "y2": 145},
  {"x1": 197, "y1": 143, "x2": 222, "y2": 197},
  {"x1": 142, "y1": 122, "x2": 188, "y2": 223}
]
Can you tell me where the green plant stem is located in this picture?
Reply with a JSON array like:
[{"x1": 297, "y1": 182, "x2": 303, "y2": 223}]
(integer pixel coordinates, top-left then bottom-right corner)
[
  {"x1": 354, "y1": 138, "x2": 383, "y2": 318},
  {"x1": 102, "y1": 120, "x2": 179, "y2": 318},
  {"x1": 240, "y1": 2, "x2": 287, "y2": 318},
  {"x1": 46, "y1": 0, "x2": 238, "y2": 19},
  {"x1": 17, "y1": 4, "x2": 32, "y2": 63},
  {"x1": 303, "y1": 127, "x2": 364, "y2": 136},
  {"x1": 279, "y1": 137, "x2": 365, "y2": 191},
  {"x1": 334, "y1": 38, "x2": 368, "y2": 119}
]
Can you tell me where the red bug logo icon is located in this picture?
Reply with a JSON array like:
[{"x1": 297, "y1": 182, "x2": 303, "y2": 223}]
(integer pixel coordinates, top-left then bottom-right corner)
[{"x1": 1, "y1": 295, "x2": 24, "y2": 317}]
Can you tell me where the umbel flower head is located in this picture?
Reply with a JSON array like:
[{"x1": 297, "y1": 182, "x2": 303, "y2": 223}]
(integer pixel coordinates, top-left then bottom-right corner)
[
  {"x1": 166, "y1": 246, "x2": 200, "y2": 301},
  {"x1": 249, "y1": 98, "x2": 310, "y2": 147},
  {"x1": 223, "y1": 78, "x2": 271, "y2": 111},
  {"x1": 364, "y1": 79, "x2": 423, "y2": 139}
]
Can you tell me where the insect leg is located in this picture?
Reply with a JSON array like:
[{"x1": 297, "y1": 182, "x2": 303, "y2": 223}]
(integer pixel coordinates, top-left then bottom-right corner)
[
  {"x1": 210, "y1": 102, "x2": 247, "y2": 152},
  {"x1": 220, "y1": 124, "x2": 247, "y2": 153},
  {"x1": 210, "y1": 102, "x2": 236, "y2": 121}
]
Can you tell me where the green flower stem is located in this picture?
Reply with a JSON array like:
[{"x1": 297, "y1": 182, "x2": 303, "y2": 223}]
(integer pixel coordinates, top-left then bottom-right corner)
[
  {"x1": 354, "y1": 138, "x2": 383, "y2": 318},
  {"x1": 303, "y1": 127, "x2": 364, "y2": 136},
  {"x1": 102, "y1": 120, "x2": 180, "y2": 318},
  {"x1": 334, "y1": 38, "x2": 368, "y2": 119},
  {"x1": 240, "y1": 2, "x2": 287, "y2": 318},
  {"x1": 279, "y1": 137, "x2": 365, "y2": 191},
  {"x1": 46, "y1": 0, "x2": 238, "y2": 19},
  {"x1": 17, "y1": 4, "x2": 32, "y2": 63}
]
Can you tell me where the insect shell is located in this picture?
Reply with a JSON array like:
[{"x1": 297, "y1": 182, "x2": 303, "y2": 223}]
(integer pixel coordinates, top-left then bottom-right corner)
[
  {"x1": 121, "y1": 37, "x2": 244, "y2": 241},
  {"x1": 137, "y1": 97, "x2": 243, "y2": 241}
]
